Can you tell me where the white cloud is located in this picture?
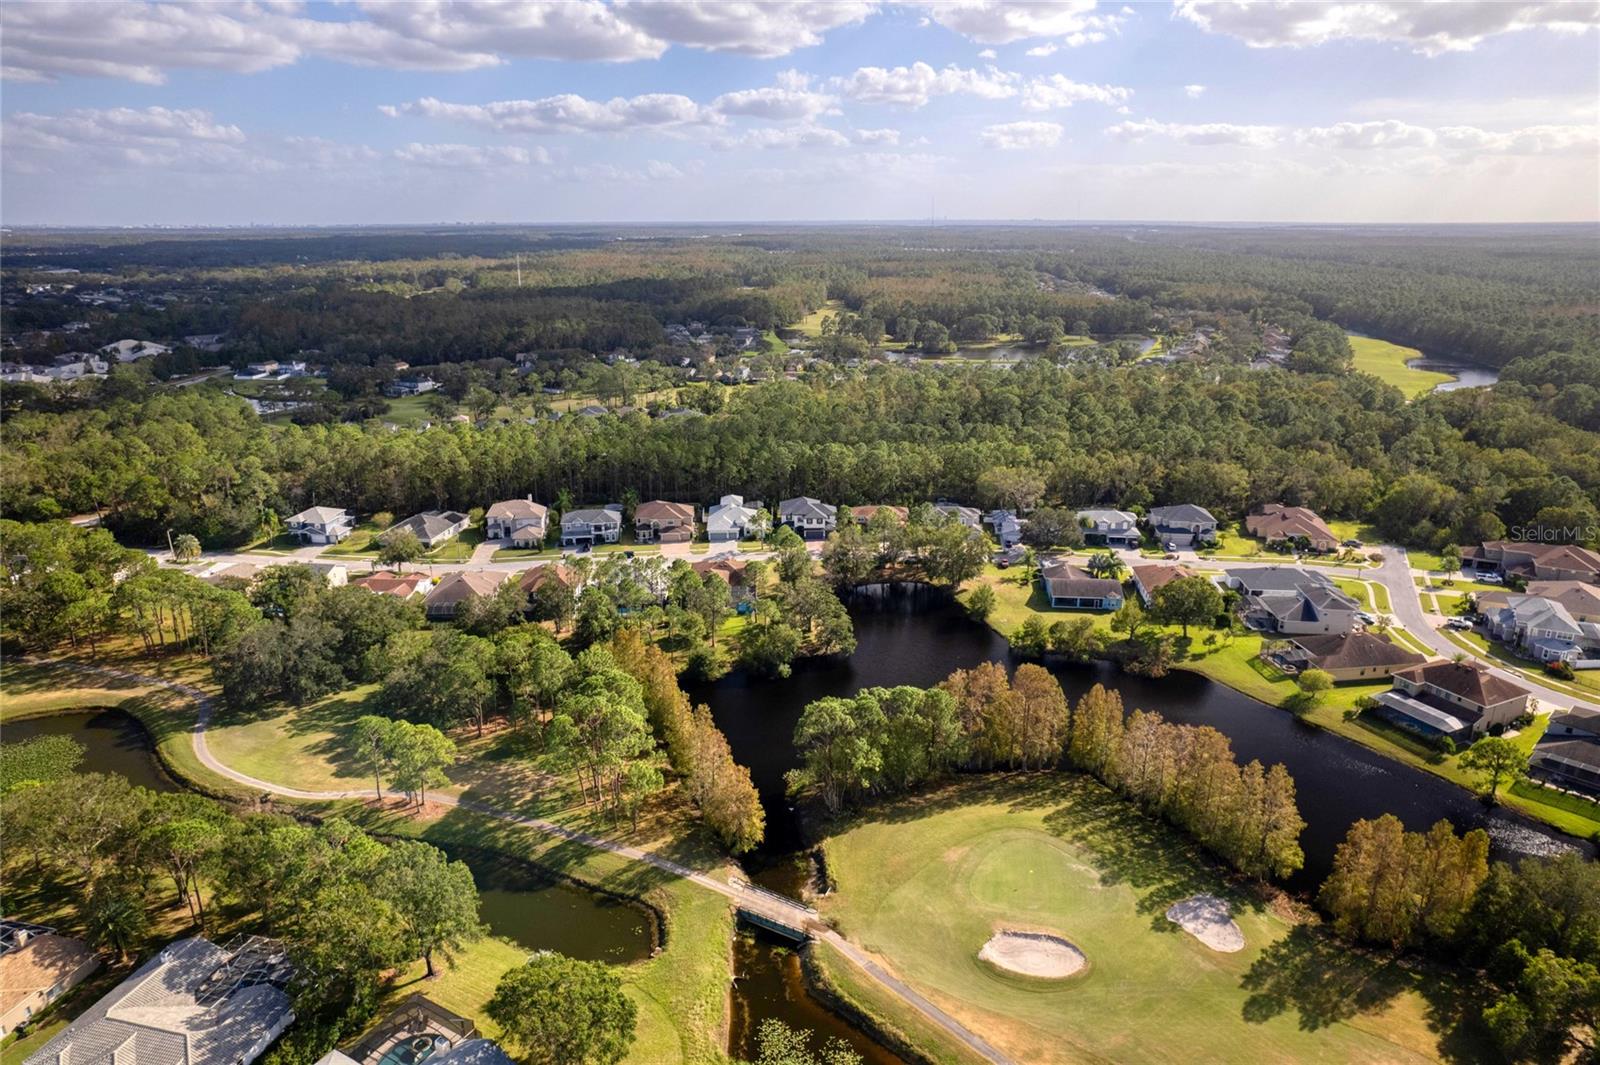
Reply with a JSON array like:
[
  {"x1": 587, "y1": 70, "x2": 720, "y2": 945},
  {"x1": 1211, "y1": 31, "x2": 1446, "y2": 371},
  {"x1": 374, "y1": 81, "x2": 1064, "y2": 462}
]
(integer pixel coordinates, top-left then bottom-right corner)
[
  {"x1": 916, "y1": 0, "x2": 1123, "y2": 44},
  {"x1": 1175, "y1": 0, "x2": 1600, "y2": 56},
  {"x1": 1105, "y1": 118, "x2": 1279, "y2": 148},
  {"x1": 3, "y1": 105, "x2": 258, "y2": 172},
  {"x1": 610, "y1": 1, "x2": 874, "y2": 57},
  {"x1": 0, "y1": 0, "x2": 875, "y2": 84},
  {"x1": 1296, "y1": 119, "x2": 1598, "y2": 155},
  {"x1": 710, "y1": 85, "x2": 838, "y2": 121},
  {"x1": 383, "y1": 93, "x2": 713, "y2": 134},
  {"x1": 1293, "y1": 120, "x2": 1436, "y2": 151},
  {"x1": 1184, "y1": 84, "x2": 1207, "y2": 98},
  {"x1": 981, "y1": 120, "x2": 1063, "y2": 149},
  {"x1": 281, "y1": 136, "x2": 382, "y2": 168},
  {"x1": 829, "y1": 62, "x2": 1019, "y2": 107},
  {"x1": 852, "y1": 127, "x2": 902, "y2": 145},
  {"x1": 1021, "y1": 73, "x2": 1132, "y2": 110},
  {"x1": 977, "y1": 47, "x2": 998, "y2": 58},
  {"x1": 392, "y1": 142, "x2": 548, "y2": 168},
  {"x1": 720, "y1": 125, "x2": 853, "y2": 150},
  {"x1": 1026, "y1": 43, "x2": 1058, "y2": 56}
]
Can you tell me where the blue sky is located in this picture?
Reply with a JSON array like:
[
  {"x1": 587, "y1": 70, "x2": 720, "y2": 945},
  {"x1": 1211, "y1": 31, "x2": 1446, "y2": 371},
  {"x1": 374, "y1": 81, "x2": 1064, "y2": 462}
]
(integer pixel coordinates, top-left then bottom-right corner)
[{"x1": 3, "y1": 1, "x2": 1597, "y2": 225}]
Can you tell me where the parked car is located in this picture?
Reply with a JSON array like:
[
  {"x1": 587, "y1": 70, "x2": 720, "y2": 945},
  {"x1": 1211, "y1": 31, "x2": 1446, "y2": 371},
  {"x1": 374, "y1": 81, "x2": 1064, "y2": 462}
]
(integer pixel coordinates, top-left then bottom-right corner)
[
  {"x1": 1342, "y1": 538, "x2": 1363, "y2": 548},
  {"x1": 1476, "y1": 572, "x2": 1501, "y2": 583},
  {"x1": 1358, "y1": 611, "x2": 1377, "y2": 625},
  {"x1": 1445, "y1": 617, "x2": 1473, "y2": 630}
]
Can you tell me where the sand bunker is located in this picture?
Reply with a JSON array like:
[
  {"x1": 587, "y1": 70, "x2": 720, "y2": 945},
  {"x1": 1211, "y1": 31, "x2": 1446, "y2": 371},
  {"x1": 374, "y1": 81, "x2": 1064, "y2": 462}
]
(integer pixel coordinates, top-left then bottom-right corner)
[
  {"x1": 1166, "y1": 894, "x2": 1245, "y2": 953},
  {"x1": 978, "y1": 930, "x2": 1086, "y2": 979}
]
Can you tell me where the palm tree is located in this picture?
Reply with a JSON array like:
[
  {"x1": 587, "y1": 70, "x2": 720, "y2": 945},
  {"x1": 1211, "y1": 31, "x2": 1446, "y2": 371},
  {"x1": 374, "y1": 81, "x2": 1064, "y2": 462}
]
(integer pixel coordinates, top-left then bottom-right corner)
[
  {"x1": 1087, "y1": 550, "x2": 1125, "y2": 581},
  {"x1": 172, "y1": 533, "x2": 201, "y2": 563}
]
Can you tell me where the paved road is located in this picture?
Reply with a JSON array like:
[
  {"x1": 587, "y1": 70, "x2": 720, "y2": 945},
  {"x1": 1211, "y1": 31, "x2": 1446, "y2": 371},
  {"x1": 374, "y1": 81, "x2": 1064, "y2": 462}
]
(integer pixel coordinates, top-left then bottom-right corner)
[{"x1": 36, "y1": 657, "x2": 1013, "y2": 1065}]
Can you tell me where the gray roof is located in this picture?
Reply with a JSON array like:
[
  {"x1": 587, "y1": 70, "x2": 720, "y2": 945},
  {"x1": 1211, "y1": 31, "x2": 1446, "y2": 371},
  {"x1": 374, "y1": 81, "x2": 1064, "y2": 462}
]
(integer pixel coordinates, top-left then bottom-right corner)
[
  {"x1": 706, "y1": 497, "x2": 759, "y2": 532},
  {"x1": 1228, "y1": 566, "x2": 1339, "y2": 595},
  {"x1": 1148, "y1": 504, "x2": 1217, "y2": 526},
  {"x1": 24, "y1": 937, "x2": 293, "y2": 1065},
  {"x1": 286, "y1": 506, "x2": 348, "y2": 525},
  {"x1": 562, "y1": 506, "x2": 622, "y2": 526},
  {"x1": 1076, "y1": 508, "x2": 1137, "y2": 528},
  {"x1": 387, "y1": 511, "x2": 468, "y2": 541},
  {"x1": 779, "y1": 497, "x2": 836, "y2": 520}
]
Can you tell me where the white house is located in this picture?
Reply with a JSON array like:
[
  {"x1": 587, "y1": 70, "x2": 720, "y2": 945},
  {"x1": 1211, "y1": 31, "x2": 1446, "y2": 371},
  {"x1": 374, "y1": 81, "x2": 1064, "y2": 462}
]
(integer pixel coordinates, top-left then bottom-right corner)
[
  {"x1": 706, "y1": 494, "x2": 762, "y2": 543},
  {"x1": 286, "y1": 506, "x2": 354, "y2": 544},
  {"x1": 99, "y1": 339, "x2": 171, "y2": 362}
]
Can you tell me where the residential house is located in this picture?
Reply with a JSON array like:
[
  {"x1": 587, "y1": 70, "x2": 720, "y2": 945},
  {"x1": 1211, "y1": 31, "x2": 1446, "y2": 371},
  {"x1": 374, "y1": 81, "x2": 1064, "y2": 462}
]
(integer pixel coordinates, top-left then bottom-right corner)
[
  {"x1": 384, "y1": 511, "x2": 471, "y2": 550},
  {"x1": 22, "y1": 935, "x2": 294, "y2": 1065},
  {"x1": 325, "y1": 995, "x2": 516, "y2": 1065},
  {"x1": 1227, "y1": 566, "x2": 1360, "y2": 635},
  {"x1": 1131, "y1": 563, "x2": 1196, "y2": 606},
  {"x1": 1477, "y1": 581, "x2": 1600, "y2": 624},
  {"x1": 385, "y1": 376, "x2": 438, "y2": 397},
  {"x1": 850, "y1": 505, "x2": 908, "y2": 526},
  {"x1": 692, "y1": 556, "x2": 755, "y2": 607},
  {"x1": 706, "y1": 495, "x2": 762, "y2": 543},
  {"x1": 1372, "y1": 660, "x2": 1533, "y2": 741},
  {"x1": 1485, "y1": 595, "x2": 1600, "y2": 665},
  {"x1": 560, "y1": 506, "x2": 623, "y2": 547},
  {"x1": 1245, "y1": 504, "x2": 1339, "y2": 553},
  {"x1": 310, "y1": 562, "x2": 347, "y2": 588},
  {"x1": 779, "y1": 497, "x2": 837, "y2": 541},
  {"x1": 351, "y1": 571, "x2": 430, "y2": 599},
  {"x1": 1146, "y1": 504, "x2": 1219, "y2": 550},
  {"x1": 1077, "y1": 508, "x2": 1141, "y2": 548},
  {"x1": 424, "y1": 571, "x2": 510, "y2": 620},
  {"x1": 1529, "y1": 708, "x2": 1600, "y2": 794},
  {"x1": 286, "y1": 506, "x2": 354, "y2": 544},
  {"x1": 1462, "y1": 541, "x2": 1600, "y2": 584},
  {"x1": 635, "y1": 500, "x2": 696, "y2": 543},
  {"x1": 98, "y1": 339, "x2": 171, "y2": 362},
  {"x1": 1040, "y1": 561, "x2": 1125, "y2": 610},
  {"x1": 985, "y1": 509, "x2": 1024, "y2": 549},
  {"x1": 933, "y1": 502, "x2": 982, "y2": 529},
  {"x1": 0, "y1": 924, "x2": 99, "y2": 1037},
  {"x1": 198, "y1": 561, "x2": 263, "y2": 586},
  {"x1": 1271, "y1": 632, "x2": 1426, "y2": 683},
  {"x1": 485, "y1": 498, "x2": 549, "y2": 548},
  {"x1": 519, "y1": 563, "x2": 580, "y2": 599}
]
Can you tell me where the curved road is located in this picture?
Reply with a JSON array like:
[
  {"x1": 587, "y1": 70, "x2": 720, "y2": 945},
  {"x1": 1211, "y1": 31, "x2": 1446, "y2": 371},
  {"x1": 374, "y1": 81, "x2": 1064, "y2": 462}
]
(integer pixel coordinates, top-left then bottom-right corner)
[{"x1": 34, "y1": 657, "x2": 1012, "y2": 1065}]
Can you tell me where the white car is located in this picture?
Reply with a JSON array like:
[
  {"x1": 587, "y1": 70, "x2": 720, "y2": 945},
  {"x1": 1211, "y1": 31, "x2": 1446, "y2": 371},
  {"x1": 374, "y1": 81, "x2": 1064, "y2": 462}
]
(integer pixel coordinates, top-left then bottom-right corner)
[{"x1": 1445, "y1": 618, "x2": 1473, "y2": 631}]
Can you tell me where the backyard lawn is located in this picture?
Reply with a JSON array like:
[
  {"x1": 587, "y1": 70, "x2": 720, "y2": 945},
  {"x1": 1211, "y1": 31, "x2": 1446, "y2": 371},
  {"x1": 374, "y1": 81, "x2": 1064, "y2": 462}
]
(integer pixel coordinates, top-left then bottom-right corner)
[
  {"x1": 817, "y1": 776, "x2": 1487, "y2": 1065},
  {"x1": 1348, "y1": 336, "x2": 1453, "y2": 399}
]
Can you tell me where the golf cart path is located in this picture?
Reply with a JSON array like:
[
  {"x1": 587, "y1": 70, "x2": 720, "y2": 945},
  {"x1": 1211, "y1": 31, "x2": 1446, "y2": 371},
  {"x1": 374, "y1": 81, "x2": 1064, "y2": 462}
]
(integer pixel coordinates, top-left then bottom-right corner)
[{"x1": 34, "y1": 658, "x2": 1013, "y2": 1065}]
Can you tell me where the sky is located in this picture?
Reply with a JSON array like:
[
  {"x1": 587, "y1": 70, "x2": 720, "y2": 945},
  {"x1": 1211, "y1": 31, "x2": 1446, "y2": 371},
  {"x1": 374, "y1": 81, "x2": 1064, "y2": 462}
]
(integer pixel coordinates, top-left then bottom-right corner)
[{"x1": 2, "y1": 0, "x2": 1598, "y2": 226}]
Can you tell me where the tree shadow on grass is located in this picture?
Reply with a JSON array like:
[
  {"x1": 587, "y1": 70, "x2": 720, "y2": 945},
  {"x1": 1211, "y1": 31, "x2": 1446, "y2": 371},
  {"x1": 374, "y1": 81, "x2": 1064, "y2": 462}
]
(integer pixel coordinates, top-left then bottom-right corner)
[{"x1": 1239, "y1": 925, "x2": 1499, "y2": 1063}]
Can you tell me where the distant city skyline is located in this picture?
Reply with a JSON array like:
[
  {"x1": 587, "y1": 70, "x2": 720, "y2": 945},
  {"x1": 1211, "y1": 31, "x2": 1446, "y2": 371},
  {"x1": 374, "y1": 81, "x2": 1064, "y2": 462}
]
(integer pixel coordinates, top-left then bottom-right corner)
[{"x1": 3, "y1": 1, "x2": 1597, "y2": 226}]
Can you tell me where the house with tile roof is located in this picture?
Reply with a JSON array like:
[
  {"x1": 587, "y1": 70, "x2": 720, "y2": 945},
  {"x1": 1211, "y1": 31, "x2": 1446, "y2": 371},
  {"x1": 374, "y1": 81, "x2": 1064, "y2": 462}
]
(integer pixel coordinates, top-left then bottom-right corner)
[
  {"x1": 1245, "y1": 504, "x2": 1339, "y2": 553},
  {"x1": 1130, "y1": 563, "x2": 1196, "y2": 606},
  {"x1": 634, "y1": 500, "x2": 696, "y2": 543},
  {"x1": 423, "y1": 571, "x2": 510, "y2": 620},
  {"x1": 351, "y1": 571, "x2": 430, "y2": 599}
]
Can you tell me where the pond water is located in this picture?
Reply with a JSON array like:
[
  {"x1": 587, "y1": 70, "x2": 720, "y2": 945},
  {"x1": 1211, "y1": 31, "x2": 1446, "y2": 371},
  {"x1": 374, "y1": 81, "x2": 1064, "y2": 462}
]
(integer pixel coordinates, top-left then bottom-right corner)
[
  {"x1": 1, "y1": 709, "x2": 180, "y2": 793},
  {"x1": 1406, "y1": 357, "x2": 1501, "y2": 392},
  {"x1": 729, "y1": 929, "x2": 905, "y2": 1065},
  {"x1": 436, "y1": 843, "x2": 656, "y2": 964},
  {"x1": 694, "y1": 584, "x2": 1582, "y2": 896}
]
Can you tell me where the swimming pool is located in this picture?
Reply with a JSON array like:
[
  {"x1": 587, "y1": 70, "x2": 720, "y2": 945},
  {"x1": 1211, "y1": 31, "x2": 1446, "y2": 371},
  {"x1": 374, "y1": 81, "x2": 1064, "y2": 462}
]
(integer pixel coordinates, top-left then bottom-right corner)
[{"x1": 376, "y1": 1033, "x2": 450, "y2": 1065}]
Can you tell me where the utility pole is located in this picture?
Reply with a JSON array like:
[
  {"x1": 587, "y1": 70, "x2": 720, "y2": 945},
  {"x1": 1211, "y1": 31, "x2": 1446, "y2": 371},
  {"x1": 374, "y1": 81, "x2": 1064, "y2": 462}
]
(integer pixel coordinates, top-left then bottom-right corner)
[
  {"x1": 166, "y1": 528, "x2": 177, "y2": 562},
  {"x1": 516, "y1": 253, "x2": 522, "y2": 287}
]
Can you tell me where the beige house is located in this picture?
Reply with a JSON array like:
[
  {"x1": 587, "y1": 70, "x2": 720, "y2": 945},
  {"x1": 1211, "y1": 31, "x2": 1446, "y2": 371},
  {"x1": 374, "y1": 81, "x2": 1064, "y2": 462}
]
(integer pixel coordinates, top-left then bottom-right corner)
[
  {"x1": 1374, "y1": 660, "x2": 1533, "y2": 741},
  {"x1": 634, "y1": 500, "x2": 696, "y2": 544},
  {"x1": 1245, "y1": 504, "x2": 1339, "y2": 553},
  {"x1": 1, "y1": 928, "x2": 99, "y2": 1037},
  {"x1": 423, "y1": 571, "x2": 510, "y2": 620}
]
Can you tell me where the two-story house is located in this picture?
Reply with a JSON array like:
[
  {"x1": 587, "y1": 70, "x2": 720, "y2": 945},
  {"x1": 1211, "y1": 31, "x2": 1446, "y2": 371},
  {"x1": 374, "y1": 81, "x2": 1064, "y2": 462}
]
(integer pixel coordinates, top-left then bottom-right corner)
[
  {"x1": 984, "y1": 509, "x2": 1024, "y2": 548},
  {"x1": 1373, "y1": 660, "x2": 1533, "y2": 741},
  {"x1": 706, "y1": 495, "x2": 763, "y2": 543},
  {"x1": 1462, "y1": 541, "x2": 1600, "y2": 583},
  {"x1": 1486, "y1": 595, "x2": 1600, "y2": 665},
  {"x1": 286, "y1": 506, "x2": 354, "y2": 545},
  {"x1": 933, "y1": 502, "x2": 982, "y2": 529},
  {"x1": 1077, "y1": 508, "x2": 1141, "y2": 548},
  {"x1": 778, "y1": 497, "x2": 837, "y2": 541},
  {"x1": 1529, "y1": 707, "x2": 1600, "y2": 795},
  {"x1": 560, "y1": 506, "x2": 623, "y2": 547},
  {"x1": 1226, "y1": 566, "x2": 1360, "y2": 635},
  {"x1": 1146, "y1": 504, "x2": 1219, "y2": 550},
  {"x1": 485, "y1": 498, "x2": 549, "y2": 549},
  {"x1": 634, "y1": 500, "x2": 696, "y2": 543}
]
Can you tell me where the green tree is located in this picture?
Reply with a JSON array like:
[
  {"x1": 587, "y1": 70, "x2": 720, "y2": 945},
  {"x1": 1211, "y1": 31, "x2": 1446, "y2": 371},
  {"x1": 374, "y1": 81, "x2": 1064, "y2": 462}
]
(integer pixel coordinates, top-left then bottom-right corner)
[
  {"x1": 1459, "y1": 735, "x2": 1529, "y2": 802},
  {"x1": 792, "y1": 694, "x2": 886, "y2": 813},
  {"x1": 86, "y1": 881, "x2": 150, "y2": 962},
  {"x1": 1086, "y1": 550, "x2": 1125, "y2": 581},
  {"x1": 379, "y1": 529, "x2": 425, "y2": 570},
  {"x1": 172, "y1": 532, "x2": 202, "y2": 562},
  {"x1": 486, "y1": 954, "x2": 637, "y2": 1065},
  {"x1": 389, "y1": 722, "x2": 457, "y2": 807},
  {"x1": 1149, "y1": 574, "x2": 1223, "y2": 637},
  {"x1": 353, "y1": 715, "x2": 400, "y2": 799},
  {"x1": 964, "y1": 584, "x2": 996, "y2": 622},
  {"x1": 376, "y1": 841, "x2": 484, "y2": 978},
  {"x1": 1295, "y1": 668, "x2": 1334, "y2": 704}
]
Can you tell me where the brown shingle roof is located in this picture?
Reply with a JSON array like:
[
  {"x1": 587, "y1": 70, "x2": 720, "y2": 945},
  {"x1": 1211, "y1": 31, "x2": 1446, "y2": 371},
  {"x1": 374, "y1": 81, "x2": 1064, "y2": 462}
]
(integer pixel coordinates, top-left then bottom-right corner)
[
  {"x1": 0, "y1": 934, "x2": 98, "y2": 1020},
  {"x1": 425, "y1": 570, "x2": 507, "y2": 608},
  {"x1": 351, "y1": 571, "x2": 430, "y2": 597},
  {"x1": 690, "y1": 558, "x2": 748, "y2": 585},
  {"x1": 1290, "y1": 632, "x2": 1425, "y2": 672},
  {"x1": 1246, "y1": 504, "x2": 1337, "y2": 546},
  {"x1": 850, "y1": 505, "x2": 908, "y2": 522},
  {"x1": 635, "y1": 500, "x2": 694, "y2": 523},
  {"x1": 520, "y1": 563, "x2": 577, "y2": 593},
  {"x1": 1393, "y1": 660, "x2": 1531, "y2": 708},
  {"x1": 1131, "y1": 563, "x2": 1193, "y2": 598}
]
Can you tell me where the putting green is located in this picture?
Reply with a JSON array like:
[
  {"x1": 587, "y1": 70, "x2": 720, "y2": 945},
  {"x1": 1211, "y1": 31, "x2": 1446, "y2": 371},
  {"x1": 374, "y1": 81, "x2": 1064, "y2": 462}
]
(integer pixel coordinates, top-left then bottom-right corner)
[{"x1": 820, "y1": 777, "x2": 1472, "y2": 1064}]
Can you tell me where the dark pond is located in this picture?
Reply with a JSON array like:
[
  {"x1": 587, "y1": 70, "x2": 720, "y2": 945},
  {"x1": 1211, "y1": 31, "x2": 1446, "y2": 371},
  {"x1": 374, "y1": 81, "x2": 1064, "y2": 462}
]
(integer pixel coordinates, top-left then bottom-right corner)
[
  {"x1": 1407, "y1": 357, "x2": 1500, "y2": 392},
  {"x1": 436, "y1": 843, "x2": 655, "y2": 964},
  {"x1": 694, "y1": 584, "x2": 1582, "y2": 896},
  {"x1": 730, "y1": 929, "x2": 904, "y2": 1065},
  {"x1": 1, "y1": 709, "x2": 180, "y2": 793}
]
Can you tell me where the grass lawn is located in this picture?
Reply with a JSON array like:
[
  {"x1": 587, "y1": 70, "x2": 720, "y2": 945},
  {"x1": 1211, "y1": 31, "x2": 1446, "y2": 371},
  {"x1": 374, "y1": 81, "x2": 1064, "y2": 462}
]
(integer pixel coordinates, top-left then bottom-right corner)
[
  {"x1": 792, "y1": 299, "x2": 848, "y2": 338},
  {"x1": 490, "y1": 546, "x2": 559, "y2": 561},
  {"x1": 1509, "y1": 778, "x2": 1600, "y2": 828},
  {"x1": 1195, "y1": 525, "x2": 1265, "y2": 559},
  {"x1": 1325, "y1": 520, "x2": 1383, "y2": 546},
  {"x1": 1348, "y1": 336, "x2": 1453, "y2": 400},
  {"x1": 424, "y1": 525, "x2": 485, "y2": 562},
  {"x1": 236, "y1": 531, "x2": 304, "y2": 555},
  {"x1": 321, "y1": 521, "x2": 387, "y2": 558},
  {"x1": 1336, "y1": 579, "x2": 1375, "y2": 611},
  {"x1": 817, "y1": 776, "x2": 1489, "y2": 1064}
]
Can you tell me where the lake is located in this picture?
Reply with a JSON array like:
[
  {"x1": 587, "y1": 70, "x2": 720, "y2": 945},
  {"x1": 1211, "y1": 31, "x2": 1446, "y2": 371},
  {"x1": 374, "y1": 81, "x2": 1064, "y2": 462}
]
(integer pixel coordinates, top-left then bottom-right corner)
[
  {"x1": 694, "y1": 583, "x2": 1581, "y2": 895},
  {"x1": 2, "y1": 709, "x2": 180, "y2": 793}
]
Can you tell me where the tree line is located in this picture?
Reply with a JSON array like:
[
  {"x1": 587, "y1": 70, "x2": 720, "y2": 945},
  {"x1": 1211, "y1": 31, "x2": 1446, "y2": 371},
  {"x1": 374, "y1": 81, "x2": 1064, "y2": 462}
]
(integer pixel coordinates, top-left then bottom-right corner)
[{"x1": 791, "y1": 666, "x2": 1306, "y2": 882}]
